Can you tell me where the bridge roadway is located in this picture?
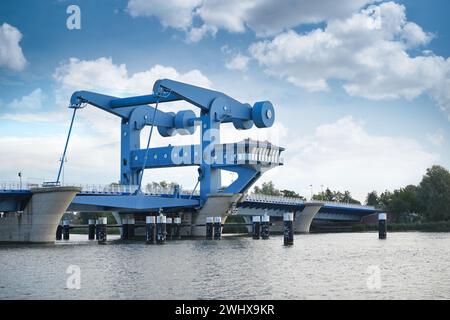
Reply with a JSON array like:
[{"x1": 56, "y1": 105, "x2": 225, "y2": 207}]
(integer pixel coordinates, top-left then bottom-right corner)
[{"x1": 1, "y1": 183, "x2": 379, "y2": 233}]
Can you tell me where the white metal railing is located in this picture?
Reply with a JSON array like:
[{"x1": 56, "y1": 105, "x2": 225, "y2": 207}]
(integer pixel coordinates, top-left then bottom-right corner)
[
  {"x1": 245, "y1": 194, "x2": 305, "y2": 205},
  {"x1": 236, "y1": 153, "x2": 283, "y2": 164},
  {"x1": 0, "y1": 181, "x2": 39, "y2": 191},
  {"x1": 322, "y1": 201, "x2": 375, "y2": 210},
  {"x1": 73, "y1": 184, "x2": 201, "y2": 196},
  {"x1": 244, "y1": 194, "x2": 375, "y2": 209},
  {"x1": 0, "y1": 181, "x2": 201, "y2": 197}
]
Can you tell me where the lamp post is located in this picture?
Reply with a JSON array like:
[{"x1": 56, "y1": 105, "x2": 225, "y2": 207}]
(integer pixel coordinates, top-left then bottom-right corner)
[{"x1": 310, "y1": 184, "x2": 313, "y2": 201}]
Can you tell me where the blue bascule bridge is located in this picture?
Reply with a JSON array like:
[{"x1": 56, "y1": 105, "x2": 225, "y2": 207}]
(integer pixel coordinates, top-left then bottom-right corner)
[
  {"x1": 65, "y1": 79, "x2": 285, "y2": 236},
  {"x1": 0, "y1": 79, "x2": 380, "y2": 242}
]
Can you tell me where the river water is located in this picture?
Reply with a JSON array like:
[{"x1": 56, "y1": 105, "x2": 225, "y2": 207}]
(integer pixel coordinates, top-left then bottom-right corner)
[{"x1": 0, "y1": 232, "x2": 449, "y2": 300}]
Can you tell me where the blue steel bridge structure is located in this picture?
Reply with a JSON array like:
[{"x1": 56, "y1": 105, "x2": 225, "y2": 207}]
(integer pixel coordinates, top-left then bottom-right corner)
[{"x1": 0, "y1": 79, "x2": 379, "y2": 234}]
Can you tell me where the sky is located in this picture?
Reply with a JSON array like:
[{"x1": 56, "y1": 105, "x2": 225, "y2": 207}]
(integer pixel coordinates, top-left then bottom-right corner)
[{"x1": 0, "y1": 0, "x2": 449, "y2": 202}]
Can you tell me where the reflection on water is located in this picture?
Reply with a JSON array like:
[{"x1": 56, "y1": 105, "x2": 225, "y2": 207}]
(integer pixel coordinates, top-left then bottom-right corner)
[{"x1": 0, "y1": 232, "x2": 449, "y2": 299}]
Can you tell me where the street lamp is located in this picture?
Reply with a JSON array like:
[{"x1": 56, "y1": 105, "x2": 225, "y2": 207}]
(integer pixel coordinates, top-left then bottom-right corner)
[{"x1": 310, "y1": 184, "x2": 313, "y2": 200}]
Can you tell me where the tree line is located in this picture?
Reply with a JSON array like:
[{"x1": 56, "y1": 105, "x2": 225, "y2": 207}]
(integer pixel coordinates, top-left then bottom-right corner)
[
  {"x1": 365, "y1": 165, "x2": 450, "y2": 222},
  {"x1": 253, "y1": 181, "x2": 360, "y2": 203},
  {"x1": 253, "y1": 165, "x2": 450, "y2": 223}
]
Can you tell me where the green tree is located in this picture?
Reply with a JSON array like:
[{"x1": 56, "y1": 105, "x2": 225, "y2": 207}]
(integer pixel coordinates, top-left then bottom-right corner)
[
  {"x1": 417, "y1": 165, "x2": 450, "y2": 222},
  {"x1": 312, "y1": 188, "x2": 334, "y2": 201},
  {"x1": 366, "y1": 191, "x2": 379, "y2": 206},
  {"x1": 313, "y1": 189, "x2": 360, "y2": 204},
  {"x1": 388, "y1": 185, "x2": 420, "y2": 222},
  {"x1": 342, "y1": 191, "x2": 361, "y2": 204},
  {"x1": 253, "y1": 181, "x2": 281, "y2": 196},
  {"x1": 281, "y1": 189, "x2": 306, "y2": 200},
  {"x1": 378, "y1": 190, "x2": 393, "y2": 211},
  {"x1": 146, "y1": 181, "x2": 179, "y2": 193}
]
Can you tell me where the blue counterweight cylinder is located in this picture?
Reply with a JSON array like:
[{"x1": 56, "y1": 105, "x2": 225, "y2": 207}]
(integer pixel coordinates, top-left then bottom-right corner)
[
  {"x1": 252, "y1": 101, "x2": 275, "y2": 128},
  {"x1": 146, "y1": 216, "x2": 156, "y2": 244},
  {"x1": 88, "y1": 219, "x2": 96, "y2": 240},
  {"x1": 283, "y1": 213, "x2": 294, "y2": 246},
  {"x1": 206, "y1": 217, "x2": 214, "y2": 240},
  {"x1": 214, "y1": 217, "x2": 222, "y2": 240},
  {"x1": 174, "y1": 110, "x2": 196, "y2": 135},
  {"x1": 156, "y1": 215, "x2": 167, "y2": 244},
  {"x1": 174, "y1": 217, "x2": 182, "y2": 240},
  {"x1": 261, "y1": 214, "x2": 270, "y2": 239},
  {"x1": 166, "y1": 217, "x2": 173, "y2": 240},
  {"x1": 56, "y1": 223, "x2": 62, "y2": 240},
  {"x1": 62, "y1": 220, "x2": 70, "y2": 241},
  {"x1": 97, "y1": 217, "x2": 107, "y2": 244},
  {"x1": 252, "y1": 216, "x2": 261, "y2": 239},
  {"x1": 378, "y1": 213, "x2": 387, "y2": 239}
]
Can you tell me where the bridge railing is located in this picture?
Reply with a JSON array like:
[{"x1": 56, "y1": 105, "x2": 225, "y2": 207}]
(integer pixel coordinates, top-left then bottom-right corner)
[
  {"x1": 69, "y1": 183, "x2": 201, "y2": 196},
  {"x1": 244, "y1": 194, "x2": 305, "y2": 205},
  {"x1": 0, "y1": 181, "x2": 40, "y2": 191},
  {"x1": 0, "y1": 180, "x2": 201, "y2": 197},
  {"x1": 243, "y1": 194, "x2": 376, "y2": 210},
  {"x1": 322, "y1": 201, "x2": 375, "y2": 210}
]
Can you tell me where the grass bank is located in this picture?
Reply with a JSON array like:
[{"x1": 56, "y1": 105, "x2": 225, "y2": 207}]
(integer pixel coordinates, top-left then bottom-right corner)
[{"x1": 352, "y1": 221, "x2": 450, "y2": 233}]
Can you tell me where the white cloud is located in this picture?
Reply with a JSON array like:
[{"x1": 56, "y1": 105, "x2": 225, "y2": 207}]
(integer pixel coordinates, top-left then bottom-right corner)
[
  {"x1": 6, "y1": 89, "x2": 45, "y2": 110},
  {"x1": 186, "y1": 24, "x2": 217, "y2": 43},
  {"x1": 53, "y1": 57, "x2": 212, "y2": 96},
  {"x1": 51, "y1": 58, "x2": 212, "y2": 140},
  {"x1": 0, "y1": 23, "x2": 27, "y2": 71},
  {"x1": 260, "y1": 117, "x2": 439, "y2": 201},
  {"x1": 0, "y1": 134, "x2": 119, "y2": 184},
  {"x1": 249, "y1": 2, "x2": 450, "y2": 118},
  {"x1": 225, "y1": 53, "x2": 250, "y2": 71},
  {"x1": 126, "y1": 0, "x2": 374, "y2": 41},
  {"x1": 0, "y1": 111, "x2": 67, "y2": 123},
  {"x1": 427, "y1": 130, "x2": 445, "y2": 147},
  {"x1": 127, "y1": 0, "x2": 202, "y2": 29},
  {"x1": 202, "y1": 0, "x2": 375, "y2": 36}
]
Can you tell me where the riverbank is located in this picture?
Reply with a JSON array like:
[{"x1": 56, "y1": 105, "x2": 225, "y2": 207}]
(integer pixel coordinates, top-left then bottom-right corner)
[{"x1": 351, "y1": 221, "x2": 450, "y2": 233}]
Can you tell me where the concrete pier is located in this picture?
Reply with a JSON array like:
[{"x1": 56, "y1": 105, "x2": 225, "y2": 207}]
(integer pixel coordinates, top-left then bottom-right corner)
[
  {"x1": 0, "y1": 186, "x2": 80, "y2": 243},
  {"x1": 294, "y1": 202, "x2": 323, "y2": 234},
  {"x1": 190, "y1": 193, "x2": 241, "y2": 237}
]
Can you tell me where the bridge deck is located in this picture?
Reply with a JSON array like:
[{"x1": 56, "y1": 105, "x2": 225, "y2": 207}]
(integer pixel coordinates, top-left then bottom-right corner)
[{"x1": 0, "y1": 184, "x2": 380, "y2": 220}]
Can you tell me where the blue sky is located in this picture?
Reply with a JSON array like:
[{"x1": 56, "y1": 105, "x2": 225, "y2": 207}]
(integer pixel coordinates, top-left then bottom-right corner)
[{"x1": 1, "y1": 0, "x2": 449, "y2": 201}]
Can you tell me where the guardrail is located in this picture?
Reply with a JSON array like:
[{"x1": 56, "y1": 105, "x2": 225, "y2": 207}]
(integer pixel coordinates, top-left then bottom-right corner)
[
  {"x1": 0, "y1": 182, "x2": 40, "y2": 191},
  {"x1": 322, "y1": 201, "x2": 375, "y2": 210},
  {"x1": 0, "y1": 181, "x2": 202, "y2": 196},
  {"x1": 244, "y1": 194, "x2": 305, "y2": 205},
  {"x1": 243, "y1": 194, "x2": 376, "y2": 209}
]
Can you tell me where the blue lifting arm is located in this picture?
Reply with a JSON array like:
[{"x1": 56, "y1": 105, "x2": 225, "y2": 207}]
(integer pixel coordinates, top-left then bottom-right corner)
[{"x1": 153, "y1": 79, "x2": 275, "y2": 129}]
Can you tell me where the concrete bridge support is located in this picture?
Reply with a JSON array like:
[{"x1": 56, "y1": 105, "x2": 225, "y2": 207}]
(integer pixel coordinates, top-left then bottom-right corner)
[
  {"x1": 0, "y1": 187, "x2": 80, "y2": 243},
  {"x1": 189, "y1": 193, "x2": 241, "y2": 237},
  {"x1": 294, "y1": 202, "x2": 323, "y2": 234}
]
